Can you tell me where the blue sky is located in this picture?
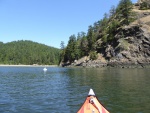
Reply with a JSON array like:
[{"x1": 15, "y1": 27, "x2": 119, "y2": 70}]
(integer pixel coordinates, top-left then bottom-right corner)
[{"x1": 0, "y1": 0, "x2": 137, "y2": 48}]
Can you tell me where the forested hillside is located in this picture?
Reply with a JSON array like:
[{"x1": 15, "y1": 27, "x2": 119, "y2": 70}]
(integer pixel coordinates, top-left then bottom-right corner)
[
  {"x1": 60, "y1": 0, "x2": 136, "y2": 64},
  {"x1": 60, "y1": 0, "x2": 150, "y2": 67},
  {"x1": 0, "y1": 40, "x2": 60, "y2": 65}
]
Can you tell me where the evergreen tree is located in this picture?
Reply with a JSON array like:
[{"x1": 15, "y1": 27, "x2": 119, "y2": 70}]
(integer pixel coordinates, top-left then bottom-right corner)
[
  {"x1": 59, "y1": 41, "x2": 65, "y2": 63},
  {"x1": 116, "y1": 0, "x2": 133, "y2": 25},
  {"x1": 100, "y1": 13, "x2": 109, "y2": 42},
  {"x1": 64, "y1": 35, "x2": 77, "y2": 63},
  {"x1": 60, "y1": 0, "x2": 136, "y2": 63},
  {"x1": 109, "y1": 5, "x2": 116, "y2": 18},
  {"x1": 87, "y1": 25, "x2": 96, "y2": 51},
  {"x1": 60, "y1": 41, "x2": 65, "y2": 50},
  {"x1": 0, "y1": 40, "x2": 60, "y2": 65},
  {"x1": 80, "y1": 36, "x2": 89, "y2": 56}
]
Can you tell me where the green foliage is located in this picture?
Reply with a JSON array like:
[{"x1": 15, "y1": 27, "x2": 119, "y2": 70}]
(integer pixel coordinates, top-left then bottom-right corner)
[
  {"x1": 116, "y1": 0, "x2": 133, "y2": 25},
  {"x1": 101, "y1": 0, "x2": 135, "y2": 43},
  {"x1": 63, "y1": 35, "x2": 77, "y2": 63},
  {"x1": 80, "y1": 36, "x2": 89, "y2": 56},
  {"x1": 99, "y1": 15, "x2": 110, "y2": 43},
  {"x1": 60, "y1": 0, "x2": 136, "y2": 63},
  {"x1": 60, "y1": 41, "x2": 65, "y2": 50},
  {"x1": 0, "y1": 40, "x2": 60, "y2": 65},
  {"x1": 116, "y1": 38, "x2": 130, "y2": 52},
  {"x1": 89, "y1": 51, "x2": 98, "y2": 60},
  {"x1": 139, "y1": 2, "x2": 150, "y2": 10},
  {"x1": 59, "y1": 41, "x2": 65, "y2": 61},
  {"x1": 102, "y1": 33, "x2": 108, "y2": 43},
  {"x1": 87, "y1": 25, "x2": 97, "y2": 51}
]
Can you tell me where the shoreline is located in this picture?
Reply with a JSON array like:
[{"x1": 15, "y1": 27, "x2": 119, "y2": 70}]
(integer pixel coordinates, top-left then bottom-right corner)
[{"x1": 0, "y1": 64, "x2": 58, "y2": 67}]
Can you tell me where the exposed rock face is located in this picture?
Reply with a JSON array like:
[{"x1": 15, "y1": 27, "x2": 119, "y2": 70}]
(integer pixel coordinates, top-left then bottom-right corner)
[
  {"x1": 104, "y1": 2, "x2": 149, "y2": 68},
  {"x1": 70, "y1": 55, "x2": 107, "y2": 68},
  {"x1": 108, "y1": 24, "x2": 150, "y2": 67},
  {"x1": 62, "y1": 3, "x2": 150, "y2": 68},
  {"x1": 105, "y1": 4, "x2": 150, "y2": 67}
]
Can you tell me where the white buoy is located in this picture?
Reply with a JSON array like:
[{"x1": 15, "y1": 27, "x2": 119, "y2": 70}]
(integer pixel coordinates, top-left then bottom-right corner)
[{"x1": 43, "y1": 67, "x2": 47, "y2": 71}]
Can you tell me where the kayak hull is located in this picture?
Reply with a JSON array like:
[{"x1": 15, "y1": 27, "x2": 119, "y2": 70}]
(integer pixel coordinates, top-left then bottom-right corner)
[{"x1": 77, "y1": 89, "x2": 109, "y2": 113}]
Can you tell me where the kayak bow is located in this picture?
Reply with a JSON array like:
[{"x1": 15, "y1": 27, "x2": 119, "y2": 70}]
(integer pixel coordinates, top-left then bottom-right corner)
[{"x1": 77, "y1": 89, "x2": 109, "y2": 113}]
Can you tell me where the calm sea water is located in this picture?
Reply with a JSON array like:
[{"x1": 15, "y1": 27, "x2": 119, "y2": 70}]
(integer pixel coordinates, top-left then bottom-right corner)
[{"x1": 0, "y1": 66, "x2": 150, "y2": 113}]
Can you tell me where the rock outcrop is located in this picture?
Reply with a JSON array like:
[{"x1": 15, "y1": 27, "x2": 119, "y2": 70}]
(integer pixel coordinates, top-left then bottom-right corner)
[
  {"x1": 62, "y1": 2, "x2": 150, "y2": 68},
  {"x1": 105, "y1": 1, "x2": 150, "y2": 68},
  {"x1": 107, "y1": 24, "x2": 150, "y2": 68},
  {"x1": 70, "y1": 54, "x2": 107, "y2": 68}
]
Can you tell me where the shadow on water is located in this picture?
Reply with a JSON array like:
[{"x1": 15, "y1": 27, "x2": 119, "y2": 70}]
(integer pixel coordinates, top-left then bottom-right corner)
[{"x1": 0, "y1": 67, "x2": 150, "y2": 113}]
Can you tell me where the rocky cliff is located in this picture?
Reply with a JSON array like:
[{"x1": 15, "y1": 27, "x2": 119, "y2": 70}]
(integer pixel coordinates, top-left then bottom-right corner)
[
  {"x1": 107, "y1": 24, "x2": 150, "y2": 68},
  {"x1": 106, "y1": 2, "x2": 150, "y2": 68},
  {"x1": 68, "y1": 3, "x2": 150, "y2": 68}
]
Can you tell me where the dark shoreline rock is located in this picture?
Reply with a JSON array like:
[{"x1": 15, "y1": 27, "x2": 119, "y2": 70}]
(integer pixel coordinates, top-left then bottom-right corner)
[{"x1": 63, "y1": 60, "x2": 150, "y2": 68}]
